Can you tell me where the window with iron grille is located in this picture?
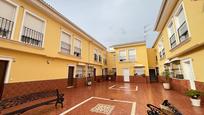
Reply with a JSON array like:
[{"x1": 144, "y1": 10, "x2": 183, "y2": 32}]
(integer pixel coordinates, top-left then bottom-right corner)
[
  {"x1": 128, "y1": 49, "x2": 136, "y2": 61},
  {"x1": 103, "y1": 58, "x2": 107, "y2": 65},
  {"x1": 175, "y1": 5, "x2": 189, "y2": 43},
  {"x1": 74, "y1": 39, "x2": 81, "y2": 57},
  {"x1": 99, "y1": 55, "x2": 102, "y2": 63},
  {"x1": 0, "y1": 0, "x2": 16, "y2": 39},
  {"x1": 158, "y1": 40, "x2": 165, "y2": 59},
  {"x1": 119, "y1": 50, "x2": 126, "y2": 62},
  {"x1": 60, "y1": 32, "x2": 71, "y2": 54},
  {"x1": 94, "y1": 49, "x2": 98, "y2": 62},
  {"x1": 21, "y1": 12, "x2": 45, "y2": 47},
  {"x1": 168, "y1": 22, "x2": 177, "y2": 49}
]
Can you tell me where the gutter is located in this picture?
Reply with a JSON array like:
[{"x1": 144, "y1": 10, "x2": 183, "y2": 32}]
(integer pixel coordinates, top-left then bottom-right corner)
[{"x1": 154, "y1": 0, "x2": 167, "y2": 31}]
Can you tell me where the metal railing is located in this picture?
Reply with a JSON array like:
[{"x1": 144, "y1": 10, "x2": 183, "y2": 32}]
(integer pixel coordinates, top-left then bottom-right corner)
[
  {"x1": 74, "y1": 47, "x2": 81, "y2": 57},
  {"x1": 61, "y1": 41, "x2": 71, "y2": 54},
  {"x1": 178, "y1": 21, "x2": 189, "y2": 42},
  {"x1": 21, "y1": 26, "x2": 43, "y2": 47},
  {"x1": 169, "y1": 33, "x2": 176, "y2": 48},
  {"x1": 159, "y1": 48, "x2": 165, "y2": 59},
  {"x1": 0, "y1": 17, "x2": 14, "y2": 39}
]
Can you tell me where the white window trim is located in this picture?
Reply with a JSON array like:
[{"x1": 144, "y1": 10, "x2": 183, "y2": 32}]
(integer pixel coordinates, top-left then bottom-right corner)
[
  {"x1": 19, "y1": 9, "x2": 47, "y2": 48},
  {"x1": 0, "y1": 57, "x2": 13, "y2": 84},
  {"x1": 2, "y1": 0, "x2": 19, "y2": 40},
  {"x1": 59, "y1": 29, "x2": 72, "y2": 54},
  {"x1": 174, "y1": 2, "x2": 191, "y2": 41}
]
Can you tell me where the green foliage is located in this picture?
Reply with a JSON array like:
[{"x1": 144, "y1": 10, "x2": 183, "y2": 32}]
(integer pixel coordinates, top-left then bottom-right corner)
[
  {"x1": 162, "y1": 69, "x2": 170, "y2": 82},
  {"x1": 185, "y1": 89, "x2": 204, "y2": 99}
]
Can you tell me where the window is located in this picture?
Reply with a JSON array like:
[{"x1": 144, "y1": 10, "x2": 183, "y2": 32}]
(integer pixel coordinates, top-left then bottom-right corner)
[
  {"x1": 103, "y1": 58, "x2": 107, "y2": 65},
  {"x1": 88, "y1": 66, "x2": 94, "y2": 77},
  {"x1": 134, "y1": 67, "x2": 145, "y2": 76},
  {"x1": 0, "y1": 0, "x2": 17, "y2": 39},
  {"x1": 76, "y1": 66, "x2": 84, "y2": 78},
  {"x1": 99, "y1": 55, "x2": 102, "y2": 63},
  {"x1": 168, "y1": 22, "x2": 176, "y2": 48},
  {"x1": 21, "y1": 11, "x2": 45, "y2": 47},
  {"x1": 119, "y1": 50, "x2": 126, "y2": 61},
  {"x1": 94, "y1": 49, "x2": 98, "y2": 61},
  {"x1": 158, "y1": 40, "x2": 165, "y2": 59},
  {"x1": 60, "y1": 32, "x2": 71, "y2": 54},
  {"x1": 175, "y1": 5, "x2": 189, "y2": 42},
  {"x1": 128, "y1": 49, "x2": 136, "y2": 61},
  {"x1": 74, "y1": 39, "x2": 81, "y2": 57}
]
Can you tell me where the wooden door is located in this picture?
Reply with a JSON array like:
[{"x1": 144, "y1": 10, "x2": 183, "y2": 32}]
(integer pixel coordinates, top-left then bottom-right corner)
[
  {"x1": 68, "y1": 66, "x2": 74, "y2": 86},
  {"x1": 0, "y1": 60, "x2": 8, "y2": 99},
  {"x1": 149, "y1": 69, "x2": 157, "y2": 82},
  {"x1": 94, "y1": 68, "x2": 96, "y2": 81}
]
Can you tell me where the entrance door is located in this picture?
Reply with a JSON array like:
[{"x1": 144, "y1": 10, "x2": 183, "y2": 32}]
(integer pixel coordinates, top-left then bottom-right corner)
[
  {"x1": 94, "y1": 68, "x2": 96, "y2": 81},
  {"x1": 149, "y1": 69, "x2": 157, "y2": 82},
  {"x1": 182, "y1": 59, "x2": 196, "y2": 89},
  {"x1": 68, "y1": 66, "x2": 74, "y2": 86},
  {"x1": 123, "y1": 68, "x2": 130, "y2": 82},
  {"x1": 0, "y1": 60, "x2": 8, "y2": 99}
]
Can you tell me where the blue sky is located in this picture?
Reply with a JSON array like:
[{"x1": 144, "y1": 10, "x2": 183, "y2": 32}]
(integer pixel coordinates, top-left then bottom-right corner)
[{"x1": 44, "y1": 0, "x2": 162, "y2": 48}]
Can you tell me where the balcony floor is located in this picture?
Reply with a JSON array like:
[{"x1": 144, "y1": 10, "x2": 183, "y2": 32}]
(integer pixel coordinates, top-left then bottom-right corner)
[{"x1": 2, "y1": 82, "x2": 204, "y2": 115}]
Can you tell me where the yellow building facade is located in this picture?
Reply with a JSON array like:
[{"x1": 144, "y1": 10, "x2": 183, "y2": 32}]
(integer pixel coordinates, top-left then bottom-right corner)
[
  {"x1": 110, "y1": 41, "x2": 151, "y2": 83},
  {"x1": 0, "y1": 0, "x2": 107, "y2": 99},
  {"x1": 153, "y1": 0, "x2": 204, "y2": 93}
]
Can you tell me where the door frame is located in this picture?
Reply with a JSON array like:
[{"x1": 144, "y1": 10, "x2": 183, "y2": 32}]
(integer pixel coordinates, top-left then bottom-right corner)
[
  {"x1": 181, "y1": 58, "x2": 196, "y2": 89},
  {"x1": 149, "y1": 69, "x2": 157, "y2": 82},
  {"x1": 123, "y1": 68, "x2": 130, "y2": 82},
  {"x1": 0, "y1": 57, "x2": 12, "y2": 84}
]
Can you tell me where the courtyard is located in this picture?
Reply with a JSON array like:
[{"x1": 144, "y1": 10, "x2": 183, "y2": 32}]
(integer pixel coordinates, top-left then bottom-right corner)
[{"x1": 2, "y1": 82, "x2": 203, "y2": 115}]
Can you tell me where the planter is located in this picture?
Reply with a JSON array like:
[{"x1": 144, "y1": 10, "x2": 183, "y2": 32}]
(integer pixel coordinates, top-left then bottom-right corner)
[
  {"x1": 87, "y1": 81, "x2": 92, "y2": 86},
  {"x1": 190, "y1": 98, "x2": 201, "y2": 107},
  {"x1": 163, "y1": 83, "x2": 170, "y2": 90}
]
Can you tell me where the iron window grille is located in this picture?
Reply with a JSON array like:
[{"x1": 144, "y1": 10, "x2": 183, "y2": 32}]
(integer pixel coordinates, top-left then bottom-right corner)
[
  {"x1": 61, "y1": 41, "x2": 71, "y2": 54},
  {"x1": 178, "y1": 21, "x2": 189, "y2": 43},
  {"x1": 74, "y1": 47, "x2": 81, "y2": 57},
  {"x1": 0, "y1": 17, "x2": 14, "y2": 39},
  {"x1": 169, "y1": 33, "x2": 176, "y2": 49},
  {"x1": 21, "y1": 26, "x2": 43, "y2": 47}
]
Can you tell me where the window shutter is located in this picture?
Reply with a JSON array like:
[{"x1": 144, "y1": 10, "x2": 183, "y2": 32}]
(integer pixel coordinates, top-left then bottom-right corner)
[
  {"x1": 24, "y1": 13, "x2": 44, "y2": 33},
  {"x1": 61, "y1": 32, "x2": 71, "y2": 44},
  {"x1": 75, "y1": 39, "x2": 81, "y2": 48},
  {"x1": 177, "y1": 7, "x2": 185, "y2": 26},
  {"x1": 0, "y1": 1, "x2": 16, "y2": 21}
]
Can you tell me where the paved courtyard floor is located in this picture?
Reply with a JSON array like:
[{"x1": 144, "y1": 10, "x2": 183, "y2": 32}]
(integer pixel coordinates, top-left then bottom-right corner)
[{"x1": 2, "y1": 82, "x2": 204, "y2": 115}]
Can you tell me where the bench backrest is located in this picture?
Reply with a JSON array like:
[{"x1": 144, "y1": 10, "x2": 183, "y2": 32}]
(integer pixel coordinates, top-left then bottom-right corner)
[{"x1": 0, "y1": 89, "x2": 59, "y2": 110}]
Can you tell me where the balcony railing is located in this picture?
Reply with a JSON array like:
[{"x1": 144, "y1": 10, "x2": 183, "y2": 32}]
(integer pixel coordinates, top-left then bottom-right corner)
[
  {"x1": 99, "y1": 55, "x2": 102, "y2": 63},
  {"x1": 74, "y1": 47, "x2": 81, "y2": 57},
  {"x1": 21, "y1": 26, "x2": 43, "y2": 47},
  {"x1": 178, "y1": 21, "x2": 189, "y2": 42},
  {"x1": 94, "y1": 54, "x2": 98, "y2": 61},
  {"x1": 0, "y1": 17, "x2": 14, "y2": 39},
  {"x1": 61, "y1": 41, "x2": 71, "y2": 54},
  {"x1": 159, "y1": 48, "x2": 165, "y2": 59},
  {"x1": 169, "y1": 33, "x2": 176, "y2": 48}
]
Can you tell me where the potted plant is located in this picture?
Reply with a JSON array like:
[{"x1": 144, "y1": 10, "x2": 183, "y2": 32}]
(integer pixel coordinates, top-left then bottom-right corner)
[
  {"x1": 87, "y1": 74, "x2": 92, "y2": 86},
  {"x1": 162, "y1": 70, "x2": 170, "y2": 89},
  {"x1": 185, "y1": 89, "x2": 204, "y2": 107}
]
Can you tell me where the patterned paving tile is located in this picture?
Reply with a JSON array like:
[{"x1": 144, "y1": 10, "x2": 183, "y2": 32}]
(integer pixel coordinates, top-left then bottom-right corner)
[{"x1": 90, "y1": 103, "x2": 115, "y2": 115}]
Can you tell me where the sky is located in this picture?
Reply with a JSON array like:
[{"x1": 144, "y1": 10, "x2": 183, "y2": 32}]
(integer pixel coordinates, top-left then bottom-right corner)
[{"x1": 44, "y1": 0, "x2": 162, "y2": 48}]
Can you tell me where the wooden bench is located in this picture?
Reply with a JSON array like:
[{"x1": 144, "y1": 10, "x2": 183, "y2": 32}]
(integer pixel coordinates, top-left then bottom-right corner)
[{"x1": 0, "y1": 89, "x2": 64, "y2": 115}]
